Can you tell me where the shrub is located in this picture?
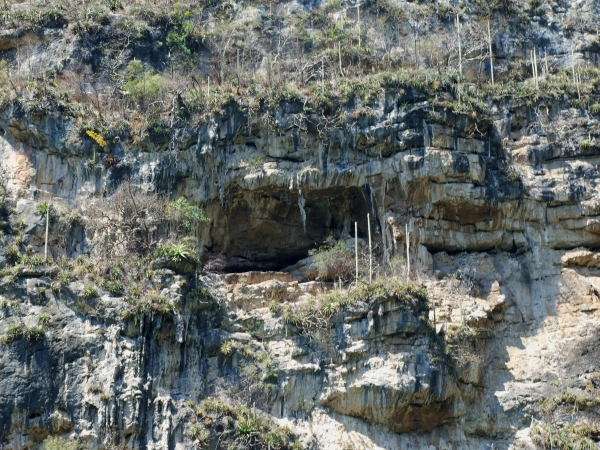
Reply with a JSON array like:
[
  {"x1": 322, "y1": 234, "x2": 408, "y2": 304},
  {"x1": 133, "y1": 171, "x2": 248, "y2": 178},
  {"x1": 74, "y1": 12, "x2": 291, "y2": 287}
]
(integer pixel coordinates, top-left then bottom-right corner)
[
  {"x1": 282, "y1": 278, "x2": 429, "y2": 332},
  {"x1": 4, "y1": 246, "x2": 20, "y2": 264},
  {"x1": 107, "y1": 281, "x2": 123, "y2": 294},
  {"x1": 309, "y1": 236, "x2": 354, "y2": 281},
  {"x1": 24, "y1": 326, "x2": 45, "y2": 342},
  {"x1": 43, "y1": 436, "x2": 81, "y2": 450},
  {"x1": 188, "y1": 423, "x2": 210, "y2": 443},
  {"x1": 37, "y1": 201, "x2": 52, "y2": 216},
  {"x1": 83, "y1": 285, "x2": 98, "y2": 298},
  {"x1": 168, "y1": 197, "x2": 208, "y2": 234},
  {"x1": 109, "y1": 267, "x2": 122, "y2": 280},
  {"x1": 220, "y1": 340, "x2": 235, "y2": 357},
  {"x1": 84, "y1": 181, "x2": 168, "y2": 258},
  {"x1": 124, "y1": 66, "x2": 167, "y2": 109},
  {"x1": 39, "y1": 313, "x2": 50, "y2": 327},
  {"x1": 0, "y1": 323, "x2": 23, "y2": 344},
  {"x1": 88, "y1": 384, "x2": 103, "y2": 393},
  {"x1": 20, "y1": 254, "x2": 45, "y2": 267},
  {"x1": 59, "y1": 271, "x2": 72, "y2": 285},
  {"x1": 237, "y1": 414, "x2": 259, "y2": 436},
  {"x1": 269, "y1": 300, "x2": 279, "y2": 313},
  {"x1": 532, "y1": 422, "x2": 597, "y2": 450},
  {"x1": 155, "y1": 242, "x2": 198, "y2": 263},
  {"x1": 85, "y1": 130, "x2": 106, "y2": 148}
]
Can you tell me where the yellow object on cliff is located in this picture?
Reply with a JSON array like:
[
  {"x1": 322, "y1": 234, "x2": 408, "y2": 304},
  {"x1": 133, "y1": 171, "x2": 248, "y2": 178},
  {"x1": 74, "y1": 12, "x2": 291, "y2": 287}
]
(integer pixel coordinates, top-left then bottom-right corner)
[{"x1": 86, "y1": 130, "x2": 107, "y2": 148}]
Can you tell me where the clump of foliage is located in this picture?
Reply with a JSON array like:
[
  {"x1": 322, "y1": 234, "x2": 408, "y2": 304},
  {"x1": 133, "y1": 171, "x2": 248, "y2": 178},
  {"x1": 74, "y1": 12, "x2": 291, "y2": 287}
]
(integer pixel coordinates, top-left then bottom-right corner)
[
  {"x1": 4, "y1": 246, "x2": 21, "y2": 265},
  {"x1": 446, "y1": 323, "x2": 479, "y2": 343},
  {"x1": 281, "y1": 277, "x2": 428, "y2": 332},
  {"x1": 123, "y1": 61, "x2": 167, "y2": 111},
  {"x1": 531, "y1": 422, "x2": 598, "y2": 450},
  {"x1": 166, "y1": 3, "x2": 201, "y2": 57},
  {"x1": 192, "y1": 397, "x2": 300, "y2": 449},
  {"x1": 155, "y1": 242, "x2": 198, "y2": 264},
  {"x1": 38, "y1": 313, "x2": 50, "y2": 327},
  {"x1": 538, "y1": 390, "x2": 600, "y2": 414},
  {"x1": 0, "y1": 323, "x2": 45, "y2": 344},
  {"x1": 167, "y1": 197, "x2": 208, "y2": 234},
  {"x1": 83, "y1": 285, "x2": 98, "y2": 298},
  {"x1": 84, "y1": 182, "x2": 207, "y2": 269},
  {"x1": 532, "y1": 381, "x2": 600, "y2": 450},
  {"x1": 309, "y1": 235, "x2": 354, "y2": 282},
  {"x1": 120, "y1": 294, "x2": 175, "y2": 321},
  {"x1": 37, "y1": 201, "x2": 52, "y2": 217},
  {"x1": 188, "y1": 423, "x2": 210, "y2": 445},
  {"x1": 220, "y1": 340, "x2": 235, "y2": 357},
  {"x1": 43, "y1": 436, "x2": 82, "y2": 450}
]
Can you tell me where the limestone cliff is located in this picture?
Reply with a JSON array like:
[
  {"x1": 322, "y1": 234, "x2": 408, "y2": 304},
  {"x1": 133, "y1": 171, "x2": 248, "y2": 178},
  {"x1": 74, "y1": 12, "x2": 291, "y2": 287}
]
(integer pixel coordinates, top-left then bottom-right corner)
[{"x1": 1, "y1": 0, "x2": 600, "y2": 449}]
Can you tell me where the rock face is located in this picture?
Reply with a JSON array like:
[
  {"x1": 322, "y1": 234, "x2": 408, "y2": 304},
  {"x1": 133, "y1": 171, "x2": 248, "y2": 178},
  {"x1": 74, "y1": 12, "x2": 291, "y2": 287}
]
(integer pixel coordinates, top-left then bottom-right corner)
[
  {"x1": 2, "y1": 0, "x2": 600, "y2": 449},
  {"x1": 6, "y1": 93, "x2": 600, "y2": 448}
]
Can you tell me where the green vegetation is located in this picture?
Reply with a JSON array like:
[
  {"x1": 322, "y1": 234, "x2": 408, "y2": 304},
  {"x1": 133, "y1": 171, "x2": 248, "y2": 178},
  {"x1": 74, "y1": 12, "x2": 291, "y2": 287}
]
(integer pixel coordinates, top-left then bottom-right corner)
[
  {"x1": 38, "y1": 313, "x2": 50, "y2": 327},
  {"x1": 531, "y1": 423, "x2": 598, "y2": 450},
  {"x1": 188, "y1": 423, "x2": 210, "y2": 444},
  {"x1": 532, "y1": 382, "x2": 600, "y2": 450},
  {"x1": 120, "y1": 294, "x2": 175, "y2": 320},
  {"x1": 191, "y1": 397, "x2": 300, "y2": 449},
  {"x1": 309, "y1": 235, "x2": 354, "y2": 282},
  {"x1": 538, "y1": 390, "x2": 600, "y2": 413},
  {"x1": 281, "y1": 277, "x2": 428, "y2": 332},
  {"x1": 166, "y1": 3, "x2": 201, "y2": 57},
  {"x1": 37, "y1": 201, "x2": 52, "y2": 217},
  {"x1": 0, "y1": 323, "x2": 45, "y2": 344},
  {"x1": 88, "y1": 384, "x2": 103, "y2": 394},
  {"x1": 42, "y1": 436, "x2": 82, "y2": 450},
  {"x1": 0, "y1": 0, "x2": 593, "y2": 146},
  {"x1": 220, "y1": 340, "x2": 235, "y2": 357},
  {"x1": 83, "y1": 285, "x2": 98, "y2": 298},
  {"x1": 155, "y1": 242, "x2": 198, "y2": 264},
  {"x1": 123, "y1": 61, "x2": 167, "y2": 111},
  {"x1": 446, "y1": 323, "x2": 479, "y2": 343},
  {"x1": 168, "y1": 197, "x2": 208, "y2": 234}
]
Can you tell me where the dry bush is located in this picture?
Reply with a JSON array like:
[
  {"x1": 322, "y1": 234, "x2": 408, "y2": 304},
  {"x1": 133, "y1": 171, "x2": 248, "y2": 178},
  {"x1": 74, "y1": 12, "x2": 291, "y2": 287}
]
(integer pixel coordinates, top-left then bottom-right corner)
[
  {"x1": 83, "y1": 180, "x2": 168, "y2": 258},
  {"x1": 308, "y1": 236, "x2": 355, "y2": 282}
]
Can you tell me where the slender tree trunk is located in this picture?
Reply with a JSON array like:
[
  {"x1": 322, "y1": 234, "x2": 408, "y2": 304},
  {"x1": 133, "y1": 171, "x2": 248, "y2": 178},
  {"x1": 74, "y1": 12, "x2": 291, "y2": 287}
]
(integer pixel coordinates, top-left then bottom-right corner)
[
  {"x1": 413, "y1": 31, "x2": 418, "y2": 69},
  {"x1": 357, "y1": 4, "x2": 361, "y2": 49},
  {"x1": 338, "y1": 42, "x2": 344, "y2": 76},
  {"x1": 571, "y1": 46, "x2": 575, "y2": 83},
  {"x1": 456, "y1": 14, "x2": 462, "y2": 77},
  {"x1": 406, "y1": 224, "x2": 410, "y2": 283},
  {"x1": 533, "y1": 47, "x2": 538, "y2": 89},
  {"x1": 44, "y1": 208, "x2": 49, "y2": 261},
  {"x1": 488, "y1": 21, "x2": 494, "y2": 85},
  {"x1": 321, "y1": 57, "x2": 324, "y2": 94},
  {"x1": 355, "y1": 222, "x2": 359, "y2": 286},
  {"x1": 367, "y1": 213, "x2": 372, "y2": 283}
]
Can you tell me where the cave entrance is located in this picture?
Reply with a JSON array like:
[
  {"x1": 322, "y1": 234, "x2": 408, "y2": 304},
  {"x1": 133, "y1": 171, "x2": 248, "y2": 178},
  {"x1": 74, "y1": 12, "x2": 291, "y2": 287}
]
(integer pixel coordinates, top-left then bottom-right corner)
[{"x1": 209, "y1": 185, "x2": 372, "y2": 272}]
